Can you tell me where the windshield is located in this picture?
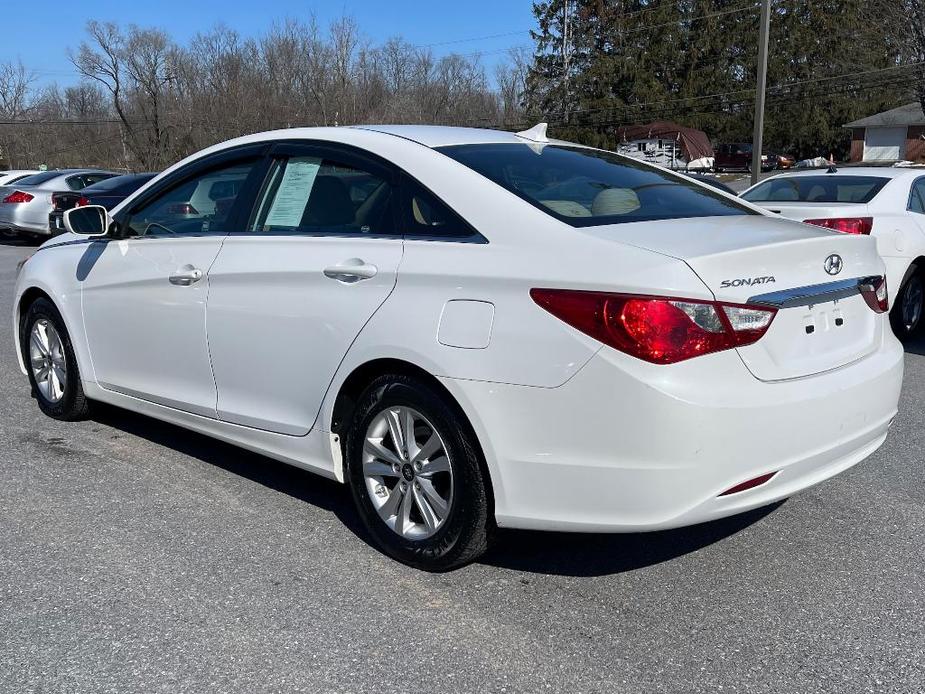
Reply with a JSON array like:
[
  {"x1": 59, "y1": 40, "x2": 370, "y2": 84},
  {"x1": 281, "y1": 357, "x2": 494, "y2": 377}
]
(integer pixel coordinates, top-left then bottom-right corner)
[
  {"x1": 437, "y1": 143, "x2": 754, "y2": 227},
  {"x1": 742, "y1": 175, "x2": 889, "y2": 204}
]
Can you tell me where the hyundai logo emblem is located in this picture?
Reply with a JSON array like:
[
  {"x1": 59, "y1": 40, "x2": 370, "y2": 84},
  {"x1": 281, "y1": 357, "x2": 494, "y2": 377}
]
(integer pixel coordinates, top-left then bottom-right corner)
[{"x1": 824, "y1": 254, "x2": 843, "y2": 275}]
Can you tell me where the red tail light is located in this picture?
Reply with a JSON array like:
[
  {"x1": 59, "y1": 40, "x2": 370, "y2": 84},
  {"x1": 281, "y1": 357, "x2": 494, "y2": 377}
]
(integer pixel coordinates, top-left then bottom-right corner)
[
  {"x1": 860, "y1": 276, "x2": 889, "y2": 313},
  {"x1": 530, "y1": 289, "x2": 778, "y2": 364},
  {"x1": 76, "y1": 196, "x2": 90, "y2": 207},
  {"x1": 2, "y1": 190, "x2": 34, "y2": 204},
  {"x1": 165, "y1": 202, "x2": 198, "y2": 215},
  {"x1": 803, "y1": 217, "x2": 873, "y2": 235}
]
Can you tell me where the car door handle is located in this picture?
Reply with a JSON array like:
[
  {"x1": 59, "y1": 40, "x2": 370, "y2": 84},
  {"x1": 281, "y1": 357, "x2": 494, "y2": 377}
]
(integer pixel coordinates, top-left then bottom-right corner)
[
  {"x1": 323, "y1": 259, "x2": 378, "y2": 283},
  {"x1": 168, "y1": 265, "x2": 204, "y2": 286}
]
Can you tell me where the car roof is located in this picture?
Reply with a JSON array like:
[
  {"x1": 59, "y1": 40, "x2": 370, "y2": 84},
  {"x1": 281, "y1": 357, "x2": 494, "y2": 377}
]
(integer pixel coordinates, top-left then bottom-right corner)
[
  {"x1": 350, "y1": 124, "x2": 548, "y2": 148},
  {"x1": 763, "y1": 167, "x2": 922, "y2": 180}
]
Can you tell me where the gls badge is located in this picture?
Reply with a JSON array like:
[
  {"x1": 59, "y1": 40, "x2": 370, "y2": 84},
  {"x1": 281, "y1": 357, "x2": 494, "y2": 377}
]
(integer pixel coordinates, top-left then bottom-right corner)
[{"x1": 719, "y1": 276, "x2": 776, "y2": 289}]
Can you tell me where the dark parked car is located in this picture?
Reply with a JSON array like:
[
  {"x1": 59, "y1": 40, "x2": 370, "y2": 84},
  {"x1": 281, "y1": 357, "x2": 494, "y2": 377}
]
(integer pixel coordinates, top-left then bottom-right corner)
[
  {"x1": 49, "y1": 173, "x2": 157, "y2": 234},
  {"x1": 714, "y1": 143, "x2": 792, "y2": 173}
]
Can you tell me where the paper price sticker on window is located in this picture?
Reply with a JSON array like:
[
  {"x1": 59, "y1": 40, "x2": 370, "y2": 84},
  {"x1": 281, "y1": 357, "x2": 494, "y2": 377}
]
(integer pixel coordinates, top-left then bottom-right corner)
[{"x1": 264, "y1": 157, "x2": 322, "y2": 229}]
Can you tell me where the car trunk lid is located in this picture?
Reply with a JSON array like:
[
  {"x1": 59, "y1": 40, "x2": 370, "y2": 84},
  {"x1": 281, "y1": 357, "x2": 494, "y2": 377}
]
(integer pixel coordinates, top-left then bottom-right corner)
[{"x1": 581, "y1": 214, "x2": 885, "y2": 381}]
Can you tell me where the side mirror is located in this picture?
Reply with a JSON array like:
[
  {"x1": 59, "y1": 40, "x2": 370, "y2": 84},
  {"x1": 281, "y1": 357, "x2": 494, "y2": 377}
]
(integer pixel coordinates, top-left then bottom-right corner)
[{"x1": 64, "y1": 205, "x2": 110, "y2": 236}]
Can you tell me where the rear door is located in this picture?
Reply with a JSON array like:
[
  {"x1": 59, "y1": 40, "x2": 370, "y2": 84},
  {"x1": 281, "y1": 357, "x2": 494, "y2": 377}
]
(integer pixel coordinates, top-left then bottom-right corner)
[{"x1": 206, "y1": 142, "x2": 403, "y2": 435}]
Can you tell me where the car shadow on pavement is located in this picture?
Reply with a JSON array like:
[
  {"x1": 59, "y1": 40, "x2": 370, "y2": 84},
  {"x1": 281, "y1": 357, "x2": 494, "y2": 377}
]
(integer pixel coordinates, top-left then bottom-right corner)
[
  {"x1": 480, "y1": 503, "x2": 784, "y2": 577},
  {"x1": 89, "y1": 402, "x2": 784, "y2": 576},
  {"x1": 88, "y1": 403, "x2": 369, "y2": 541},
  {"x1": 0, "y1": 234, "x2": 43, "y2": 247}
]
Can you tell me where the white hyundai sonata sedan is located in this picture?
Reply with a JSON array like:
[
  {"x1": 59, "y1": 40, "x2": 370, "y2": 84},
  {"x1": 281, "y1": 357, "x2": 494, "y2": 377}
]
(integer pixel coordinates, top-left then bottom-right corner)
[{"x1": 12, "y1": 124, "x2": 904, "y2": 570}]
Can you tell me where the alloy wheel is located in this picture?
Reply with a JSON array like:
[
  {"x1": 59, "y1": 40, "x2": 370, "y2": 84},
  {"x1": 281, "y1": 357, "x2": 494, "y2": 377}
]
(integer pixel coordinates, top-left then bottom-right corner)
[
  {"x1": 29, "y1": 318, "x2": 67, "y2": 403},
  {"x1": 363, "y1": 406, "x2": 454, "y2": 540}
]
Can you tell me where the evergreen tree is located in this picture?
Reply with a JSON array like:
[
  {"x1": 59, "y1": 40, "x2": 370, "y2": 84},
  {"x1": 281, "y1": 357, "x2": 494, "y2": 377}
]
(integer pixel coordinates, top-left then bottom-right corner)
[{"x1": 525, "y1": 0, "x2": 913, "y2": 159}]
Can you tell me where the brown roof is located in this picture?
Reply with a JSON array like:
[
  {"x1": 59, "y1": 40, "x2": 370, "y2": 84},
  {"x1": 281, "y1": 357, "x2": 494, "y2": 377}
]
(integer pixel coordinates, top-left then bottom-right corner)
[{"x1": 614, "y1": 120, "x2": 714, "y2": 160}]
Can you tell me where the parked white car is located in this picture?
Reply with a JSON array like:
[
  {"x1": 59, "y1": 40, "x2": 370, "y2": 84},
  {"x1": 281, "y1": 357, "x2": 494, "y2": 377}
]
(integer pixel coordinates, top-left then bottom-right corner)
[
  {"x1": 742, "y1": 167, "x2": 925, "y2": 339},
  {"x1": 13, "y1": 126, "x2": 903, "y2": 570}
]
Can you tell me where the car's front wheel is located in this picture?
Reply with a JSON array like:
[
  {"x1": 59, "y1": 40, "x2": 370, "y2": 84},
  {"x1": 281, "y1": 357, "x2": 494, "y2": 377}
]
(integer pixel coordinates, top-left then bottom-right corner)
[
  {"x1": 21, "y1": 297, "x2": 90, "y2": 420},
  {"x1": 890, "y1": 267, "x2": 924, "y2": 340},
  {"x1": 345, "y1": 374, "x2": 492, "y2": 571}
]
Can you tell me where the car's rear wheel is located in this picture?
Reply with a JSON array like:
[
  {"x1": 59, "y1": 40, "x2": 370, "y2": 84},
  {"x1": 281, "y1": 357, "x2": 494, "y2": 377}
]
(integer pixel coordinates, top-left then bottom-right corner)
[
  {"x1": 891, "y1": 267, "x2": 924, "y2": 340},
  {"x1": 345, "y1": 373, "x2": 492, "y2": 571},
  {"x1": 21, "y1": 298, "x2": 90, "y2": 420}
]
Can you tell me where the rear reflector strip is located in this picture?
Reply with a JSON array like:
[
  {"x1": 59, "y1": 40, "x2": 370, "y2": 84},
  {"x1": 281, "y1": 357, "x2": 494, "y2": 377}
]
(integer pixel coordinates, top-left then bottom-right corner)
[{"x1": 718, "y1": 472, "x2": 778, "y2": 497}]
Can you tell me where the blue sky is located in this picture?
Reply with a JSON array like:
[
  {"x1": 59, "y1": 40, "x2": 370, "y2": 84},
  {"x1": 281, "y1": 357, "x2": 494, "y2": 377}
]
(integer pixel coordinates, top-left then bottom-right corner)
[{"x1": 9, "y1": 1, "x2": 536, "y2": 88}]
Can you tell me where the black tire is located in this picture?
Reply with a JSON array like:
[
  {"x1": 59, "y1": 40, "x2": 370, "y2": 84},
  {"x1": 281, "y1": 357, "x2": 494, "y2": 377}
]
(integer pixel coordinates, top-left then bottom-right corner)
[
  {"x1": 20, "y1": 297, "x2": 90, "y2": 420},
  {"x1": 345, "y1": 373, "x2": 492, "y2": 571},
  {"x1": 890, "y1": 267, "x2": 924, "y2": 341}
]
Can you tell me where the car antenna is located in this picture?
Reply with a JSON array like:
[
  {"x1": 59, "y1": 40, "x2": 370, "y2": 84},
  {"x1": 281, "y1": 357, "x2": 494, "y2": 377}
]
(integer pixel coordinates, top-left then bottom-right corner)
[
  {"x1": 515, "y1": 122, "x2": 549, "y2": 154},
  {"x1": 826, "y1": 164, "x2": 838, "y2": 173},
  {"x1": 515, "y1": 122, "x2": 549, "y2": 143}
]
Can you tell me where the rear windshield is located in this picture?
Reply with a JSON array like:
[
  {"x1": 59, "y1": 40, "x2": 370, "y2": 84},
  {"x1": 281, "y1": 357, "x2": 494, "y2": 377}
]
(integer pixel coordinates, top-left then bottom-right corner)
[
  {"x1": 436, "y1": 143, "x2": 754, "y2": 227},
  {"x1": 741, "y1": 175, "x2": 889, "y2": 204},
  {"x1": 13, "y1": 171, "x2": 62, "y2": 186}
]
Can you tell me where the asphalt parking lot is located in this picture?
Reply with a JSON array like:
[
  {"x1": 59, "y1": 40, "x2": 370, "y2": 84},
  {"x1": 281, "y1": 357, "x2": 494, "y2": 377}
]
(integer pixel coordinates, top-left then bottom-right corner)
[{"x1": 1, "y1": 239, "x2": 924, "y2": 694}]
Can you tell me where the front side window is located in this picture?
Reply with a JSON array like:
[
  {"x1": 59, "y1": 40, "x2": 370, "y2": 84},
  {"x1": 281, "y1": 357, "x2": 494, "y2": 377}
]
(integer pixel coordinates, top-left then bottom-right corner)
[
  {"x1": 437, "y1": 143, "x2": 753, "y2": 227},
  {"x1": 742, "y1": 175, "x2": 889, "y2": 204},
  {"x1": 250, "y1": 156, "x2": 394, "y2": 235},
  {"x1": 909, "y1": 178, "x2": 925, "y2": 214},
  {"x1": 126, "y1": 161, "x2": 257, "y2": 236}
]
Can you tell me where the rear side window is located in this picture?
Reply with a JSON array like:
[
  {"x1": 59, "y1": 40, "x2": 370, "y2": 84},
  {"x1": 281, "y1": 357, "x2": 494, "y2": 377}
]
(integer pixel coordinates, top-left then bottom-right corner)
[
  {"x1": 742, "y1": 176, "x2": 889, "y2": 203},
  {"x1": 437, "y1": 143, "x2": 753, "y2": 227},
  {"x1": 909, "y1": 178, "x2": 925, "y2": 214},
  {"x1": 402, "y1": 180, "x2": 476, "y2": 238},
  {"x1": 66, "y1": 173, "x2": 116, "y2": 190},
  {"x1": 250, "y1": 156, "x2": 395, "y2": 235}
]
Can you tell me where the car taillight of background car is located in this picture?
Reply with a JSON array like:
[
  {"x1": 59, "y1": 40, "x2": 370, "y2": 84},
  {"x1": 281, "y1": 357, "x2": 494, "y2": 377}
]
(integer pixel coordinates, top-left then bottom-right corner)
[
  {"x1": 803, "y1": 217, "x2": 873, "y2": 235},
  {"x1": 2, "y1": 191, "x2": 34, "y2": 204}
]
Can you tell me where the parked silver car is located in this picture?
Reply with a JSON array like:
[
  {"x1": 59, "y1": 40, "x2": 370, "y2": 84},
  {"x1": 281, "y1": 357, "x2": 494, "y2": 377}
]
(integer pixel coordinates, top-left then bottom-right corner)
[
  {"x1": 0, "y1": 170, "x2": 40, "y2": 187},
  {"x1": 0, "y1": 169, "x2": 118, "y2": 237}
]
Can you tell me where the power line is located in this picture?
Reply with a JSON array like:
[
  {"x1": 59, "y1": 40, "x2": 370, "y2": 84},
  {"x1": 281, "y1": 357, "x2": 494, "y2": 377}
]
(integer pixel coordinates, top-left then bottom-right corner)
[
  {"x1": 536, "y1": 61, "x2": 925, "y2": 122},
  {"x1": 414, "y1": 30, "x2": 533, "y2": 49}
]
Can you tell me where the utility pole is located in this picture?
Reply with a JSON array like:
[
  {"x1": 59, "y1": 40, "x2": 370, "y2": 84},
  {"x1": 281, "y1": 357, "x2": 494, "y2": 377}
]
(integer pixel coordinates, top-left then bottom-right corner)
[
  {"x1": 750, "y1": 0, "x2": 771, "y2": 186},
  {"x1": 562, "y1": 0, "x2": 571, "y2": 123}
]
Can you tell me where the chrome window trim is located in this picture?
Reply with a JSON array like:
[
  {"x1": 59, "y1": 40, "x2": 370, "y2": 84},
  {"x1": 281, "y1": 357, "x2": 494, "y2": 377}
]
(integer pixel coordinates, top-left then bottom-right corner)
[{"x1": 748, "y1": 276, "x2": 881, "y2": 308}]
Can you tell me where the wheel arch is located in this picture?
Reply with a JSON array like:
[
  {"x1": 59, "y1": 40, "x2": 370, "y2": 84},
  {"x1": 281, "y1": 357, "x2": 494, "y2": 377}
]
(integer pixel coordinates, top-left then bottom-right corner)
[
  {"x1": 898, "y1": 256, "x2": 925, "y2": 289},
  {"x1": 329, "y1": 357, "x2": 496, "y2": 518},
  {"x1": 14, "y1": 286, "x2": 55, "y2": 374}
]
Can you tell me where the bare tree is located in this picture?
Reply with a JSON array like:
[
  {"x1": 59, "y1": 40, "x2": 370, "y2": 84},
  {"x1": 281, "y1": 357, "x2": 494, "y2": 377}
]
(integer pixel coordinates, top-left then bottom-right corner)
[{"x1": 0, "y1": 61, "x2": 36, "y2": 168}]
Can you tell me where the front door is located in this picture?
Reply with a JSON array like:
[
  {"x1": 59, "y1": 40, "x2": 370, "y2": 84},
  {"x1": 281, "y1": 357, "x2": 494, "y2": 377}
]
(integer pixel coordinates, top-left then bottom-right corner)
[
  {"x1": 80, "y1": 156, "x2": 264, "y2": 417},
  {"x1": 206, "y1": 143, "x2": 403, "y2": 435}
]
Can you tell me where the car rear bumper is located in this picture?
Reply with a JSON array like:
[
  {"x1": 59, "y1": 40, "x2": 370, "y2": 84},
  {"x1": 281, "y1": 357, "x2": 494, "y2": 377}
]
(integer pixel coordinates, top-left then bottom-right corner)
[{"x1": 443, "y1": 330, "x2": 903, "y2": 533}]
